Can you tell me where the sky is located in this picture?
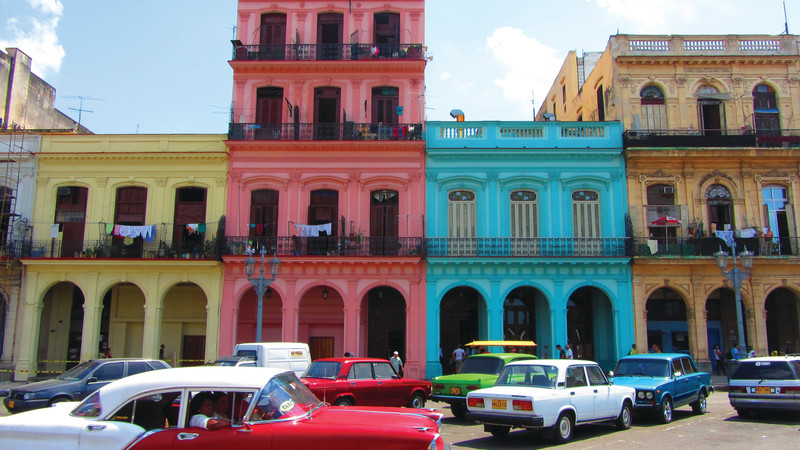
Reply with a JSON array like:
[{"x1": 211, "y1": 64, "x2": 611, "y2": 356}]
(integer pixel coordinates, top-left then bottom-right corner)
[{"x1": 0, "y1": 0, "x2": 797, "y2": 133}]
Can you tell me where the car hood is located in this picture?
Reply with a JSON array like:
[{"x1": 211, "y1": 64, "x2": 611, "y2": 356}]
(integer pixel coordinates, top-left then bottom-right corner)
[
  {"x1": 431, "y1": 373, "x2": 497, "y2": 384},
  {"x1": 338, "y1": 405, "x2": 443, "y2": 423},
  {"x1": 611, "y1": 376, "x2": 671, "y2": 390},
  {"x1": 11, "y1": 378, "x2": 77, "y2": 393},
  {"x1": 311, "y1": 405, "x2": 441, "y2": 430}
]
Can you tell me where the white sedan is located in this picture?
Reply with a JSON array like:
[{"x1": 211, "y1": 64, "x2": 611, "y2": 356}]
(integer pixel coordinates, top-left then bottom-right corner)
[{"x1": 466, "y1": 359, "x2": 635, "y2": 444}]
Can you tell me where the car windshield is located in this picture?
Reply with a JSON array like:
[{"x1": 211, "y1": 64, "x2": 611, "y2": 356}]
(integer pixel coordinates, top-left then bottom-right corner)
[
  {"x1": 58, "y1": 360, "x2": 100, "y2": 381},
  {"x1": 302, "y1": 361, "x2": 341, "y2": 380},
  {"x1": 459, "y1": 357, "x2": 504, "y2": 375},
  {"x1": 495, "y1": 364, "x2": 558, "y2": 388},
  {"x1": 614, "y1": 359, "x2": 670, "y2": 377},
  {"x1": 249, "y1": 372, "x2": 322, "y2": 421},
  {"x1": 731, "y1": 360, "x2": 799, "y2": 380},
  {"x1": 71, "y1": 391, "x2": 102, "y2": 417}
]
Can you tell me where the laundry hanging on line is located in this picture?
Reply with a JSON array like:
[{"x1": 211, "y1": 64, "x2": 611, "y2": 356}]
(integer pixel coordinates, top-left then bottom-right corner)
[{"x1": 294, "y1": 223, "x2": 332, "y2": 237}]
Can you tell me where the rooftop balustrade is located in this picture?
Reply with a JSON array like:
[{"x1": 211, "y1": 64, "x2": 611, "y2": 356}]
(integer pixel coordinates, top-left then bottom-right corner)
[
  {"x1": 614, "y1": 34, "x2": 798, "y2": 57},
  {"x1": 425, "y1": 121, "x2": 623, "y2": 149},
  {"x1": 623, "y1": 129, "x2": 800, "y2": 148},
  {"x1": 228, "y1": 122, "x2": 422, "y2": 141}
]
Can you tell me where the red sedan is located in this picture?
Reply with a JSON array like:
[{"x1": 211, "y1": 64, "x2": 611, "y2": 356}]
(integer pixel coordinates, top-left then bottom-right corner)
[{"x1": 302, "y1": 357, "x2": 431, "y2": 408}]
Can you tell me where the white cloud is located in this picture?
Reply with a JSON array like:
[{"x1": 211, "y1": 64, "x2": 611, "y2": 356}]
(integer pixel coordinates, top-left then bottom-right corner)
[
  {"x1": 0, "y1": 2, "x2": 64, "y2": 75},
  {"x1": 440, "y1": 72, "x2": 452, "y2": 81},
  {"x1": 588, "y1": 0, "x2": 699, "y2": 33},
  {"x1": 485, "y1": 27, "x2": 562, "y2": 111},
  {"x1": 28, "y1": 0, "x2": 64, "y2": 16}
]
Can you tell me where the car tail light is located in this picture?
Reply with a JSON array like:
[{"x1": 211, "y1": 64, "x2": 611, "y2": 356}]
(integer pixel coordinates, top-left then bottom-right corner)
[
  {"x1": 728, "y1": 386, "x2": 746, "y2": 393},
  {"x1": 780, "y1": 386, "x2": 800, "y2": 393},
  {"x1": 467, "y1": 397, "x2": 484, "y2": 408},
  {"x1": 466, "y1": 385, "x2": 480, "y2": 391},
  {"x1": 512, "y1": 399, "x2": 533, "y2": 411},
  {"x1": 433, "y1": 384, "x2": 443, "y2": 390}
]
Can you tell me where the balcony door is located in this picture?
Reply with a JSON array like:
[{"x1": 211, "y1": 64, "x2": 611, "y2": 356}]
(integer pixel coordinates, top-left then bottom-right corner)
[
  {"x1": 317, "y1": 13, "x2": 342, "y2": 60},
  {"x1": 55, "y1": 186, "x2": 88, "y2": 257},
  {"x1": 307, "y1": 189, "x2": 338, "y2": 255},
  {"x1": 448, "y1": 190, "x2": 476, "y2": 255},
  {"x1": 250, "y1": 189, "x2": 279, "y2": 250},
  {"x1": 697, "y1": 86, "x2": 725, "y2": 136},
  {"x1": 256, "y1": 87, "x2": 284, "y2": 139},
  {"x1": 259, "y1": 13, "x2": 286, "y2": 60},
  {"x1": 706, "y1": 184, "x2": 734, "y2": 233},
  {"x1": 572, "y1": 190, "x2": 601, "y2": 255},
  {"x1": 510, "y1": 190, "x2": 538, "y2": 255},
  {"x1": 372, "y1": 87, "x2": 399, "y2": 125},
  {"x1": 753, "y1": 84, "x2": 780, "y2": 136},
  {"x1": 173, "y1": 187, "x2": 207, "y2": 256},
  {"x1": 370, "y1": 190, "x2": 398, "y2": 255},
  {"x1": 373, "y1": 12, "x2": 400, "y2": 56},
  {"x1": 314, "y1": 87, "x2": 340, "y2": 140},
  {"x1": 113, "y1": 186, "x2": 147, "y2": 258}
]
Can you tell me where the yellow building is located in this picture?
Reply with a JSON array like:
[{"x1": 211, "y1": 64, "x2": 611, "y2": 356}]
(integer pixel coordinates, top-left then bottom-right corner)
[
  {"x1": 13, "y1": 134, "x2": 227, "y2": 380},
  {"x1": 540, "y1": 34, "x2": 800, "y2": 369}
]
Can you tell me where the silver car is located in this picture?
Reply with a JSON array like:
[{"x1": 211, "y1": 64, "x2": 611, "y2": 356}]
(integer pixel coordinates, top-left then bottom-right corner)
[{"x1": 728, "y1": 356, "x2": 800, "y2": 417}]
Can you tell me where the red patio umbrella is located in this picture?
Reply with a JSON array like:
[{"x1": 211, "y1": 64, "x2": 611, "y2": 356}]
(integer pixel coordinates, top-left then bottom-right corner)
[{"x1": 651, "y1": 216, "x2": 681, "y2": 249}]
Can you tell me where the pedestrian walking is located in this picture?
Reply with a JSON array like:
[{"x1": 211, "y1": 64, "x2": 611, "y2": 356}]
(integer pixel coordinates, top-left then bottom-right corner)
[
  {"x1": 390, "y1": 351, "x2": 404, "y2": 376},
  {"x1": 556, "y1": 344, "x2": 567, "y2": 359},
  {"x1": 451, "y1": 345, "x2": 466, "y2": 373},
  {"x1": 713, "y1": 344, "x2": 726, "y2": 375}
]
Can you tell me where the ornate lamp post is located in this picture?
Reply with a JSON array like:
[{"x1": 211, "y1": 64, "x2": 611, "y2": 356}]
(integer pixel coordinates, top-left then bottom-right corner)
[
  {"x1": 244, "y1": 246, "x2": 281, "y2": 342},
  {"x1": 714, "y1": 243, "x2": 754, "y2": 355}
]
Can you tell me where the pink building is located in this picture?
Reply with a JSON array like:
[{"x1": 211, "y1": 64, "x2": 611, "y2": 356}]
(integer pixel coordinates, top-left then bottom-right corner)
[{"x1": 221, "y1": 0, "x2": 427, "y2": 378}]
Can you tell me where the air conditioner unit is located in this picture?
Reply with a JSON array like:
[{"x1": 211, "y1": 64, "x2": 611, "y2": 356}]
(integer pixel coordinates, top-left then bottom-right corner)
[
  {"x1": 57, "y1": 187, "x2": 71, "y2": 196},
  {"x1": 662, "y1": 186, "x2": 674, "y2": 194}
]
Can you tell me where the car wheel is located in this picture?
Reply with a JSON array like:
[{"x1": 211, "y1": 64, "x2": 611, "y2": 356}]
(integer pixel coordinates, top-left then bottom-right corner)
[
  {"x1": 488, "y1": 425, "x2": 510, "y2": 438},
  {"x1": 408, "y1": 393, "x2": 426, "y2": 409},
  {"x1": 691, "y1": 391, "x2": 707, "y2": 414},
  {"x1": 333, "y1": 398, "x2": 354, "y2": 406},
  {"x1": 657, "y1": 397, "x2": 673, "y2": 424},
  {"x1": 616, "y1": 401, "x2": 633, "y2": 430},
  {"x1": 550, "y1": 412, "x2": 574, "y2": 444},
  {"x1": 736, "y1": 408, "x2": 751, "y2": 418},
  {"x1": 451, "y1": 403, "x2": 467, "y2": 420},
  {"x1": 48, "y1": 396, "x2": 71, "y2": 407}
]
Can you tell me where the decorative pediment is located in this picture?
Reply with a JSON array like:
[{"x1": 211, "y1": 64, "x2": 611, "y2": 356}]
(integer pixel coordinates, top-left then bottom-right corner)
[{"x1": 699, "y1": 169, "x2": 735, "y2": 187}]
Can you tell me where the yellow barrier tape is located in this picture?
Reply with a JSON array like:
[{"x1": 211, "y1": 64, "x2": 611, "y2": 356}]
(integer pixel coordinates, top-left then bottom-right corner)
[{"x1": 0, "y1": 369, "x2": 64, "y2": 373}]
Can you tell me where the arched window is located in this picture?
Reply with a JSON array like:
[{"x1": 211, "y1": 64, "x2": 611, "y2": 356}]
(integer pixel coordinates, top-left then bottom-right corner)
[
  {"x1": 510, "y1": 190, "x2": 538, "y2": 238},
  {"x1": 697, "y1": 85, "x2": 725, "y2": 135},
  {"x1": 753, "y1": 84, "x2": 780, "y2": 135},
  {"x1": 706, "y1": 184, "x2": 733, "y2": 232},
  {"x1": 572, "y1": 190, "x2": 600, "y2": 238},
  {"x1": 640, "y1": 85, "x2": 666, "y2": 130}
]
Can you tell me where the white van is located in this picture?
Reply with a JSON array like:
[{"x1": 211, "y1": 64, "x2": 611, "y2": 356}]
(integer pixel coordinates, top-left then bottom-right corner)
[{"x1": 232, "y1": 342, "x2": 311, "y2": 377}]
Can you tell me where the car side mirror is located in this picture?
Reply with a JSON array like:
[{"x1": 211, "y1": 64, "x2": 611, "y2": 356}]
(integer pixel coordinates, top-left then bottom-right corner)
[
  {"x1": 608, "y1": 371, "x2": 614, "y2": 377},
  {"x1": 557, "y1": 381, "x2": 565, "y2": 388},
  {"x1": 673, "y1": 372, "x2": 681, "y2": 378},
  {"x1": 87, "y1": 377, "x2": 98, "y2": 383}
]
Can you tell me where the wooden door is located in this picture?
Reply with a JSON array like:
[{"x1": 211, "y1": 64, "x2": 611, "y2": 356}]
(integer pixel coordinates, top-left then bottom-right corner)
[
  {"x1": 182, "y1": 335, "x2": 206, "y2": 367},
  {"x1": 309, "y1": 336, "x2": 334, "y2": 360}
]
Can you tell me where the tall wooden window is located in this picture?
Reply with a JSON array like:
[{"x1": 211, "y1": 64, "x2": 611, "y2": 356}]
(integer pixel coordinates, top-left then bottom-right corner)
[
  {"x1": 373, "y1": 12, "x2": 400, "y2": 56},
  {"x1": 706, "y1": 184, "x2": 733, "y2": 232},
  {"x1": 572, "y1": 190, "x2": 600, "y2": 238},
  {"x1": 250, "y1": 189, "x2": 279, "y2": 238},
  {"x1": 259, "y1": 13, "x2": 286, "y2": 60},
  {"x1": 55, "y1": 186, "x2": 88, "y2": 257},
  {"x1": 317, "y1": 13, "x2": 343, "y2": 60},
  {"x1": 369, "y1": 189, "x2": 398, "y2": 255},
  {"x1": 448, "y1": 190, "x2": 476, "y2": 255},
  {"x1": 753, "y1": 84, "x2": 780, "y2": 135},
  {"x1": 697, "y1": 85, "x2": 725, "y2": 135},
  {"x1": 173, "y1": 187, "x2": 207, "y2": 255},
  {"x1": 113, "y1": 186, "x2": 147, "y2": 257},
  {"x1": 640, "y1": 85, "x2": 667, "y2": 130},
  {"x1": 314, "y1": 87, "x2": 341, "y2": 140},
  {"x1": 596, "y1": 85, "x2": 605, "y2": 121},
  {"x1": 371, "y1": 86, "x2": 399, "y2": 124}
]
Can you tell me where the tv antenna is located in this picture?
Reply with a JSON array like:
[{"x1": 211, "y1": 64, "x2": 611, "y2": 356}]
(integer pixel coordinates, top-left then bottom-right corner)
[
  {"x1": 783, "y1": 1, "x2": 789, "y2": 34},
  {"x1": 64, "y1": 95, "x2": 102, "y2": 128}
]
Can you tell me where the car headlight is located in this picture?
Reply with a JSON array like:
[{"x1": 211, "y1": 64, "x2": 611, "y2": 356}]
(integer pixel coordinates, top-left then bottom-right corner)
[
  {"x1": 22, "y1": 392, "x2": 36, "y2": 400},
  {"x1": 637, "y1": 391, "x2": 644, "y2": 399},
  {"x1": 645, "y1": 392, "x2": 654, "y2": 400}
]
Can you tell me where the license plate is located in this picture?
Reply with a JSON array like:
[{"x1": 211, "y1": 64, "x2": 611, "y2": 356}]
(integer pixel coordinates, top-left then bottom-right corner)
[
  {"x1": 755, "y1": 386, "x2": 772, "y2": 394},
  {"x1": 492, "y1": 399, "x2": 507, "y2": 410},
  {"x1": 7, "y1": 400, "x2": 13, "y2": 408},
  {"x1": 449, "y1": 387, "x2": 462, "y2": 395}
]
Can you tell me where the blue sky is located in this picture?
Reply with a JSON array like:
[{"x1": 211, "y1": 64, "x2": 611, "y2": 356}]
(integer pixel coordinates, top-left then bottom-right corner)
[{"x1": 1, "y1": 0, "x2": 796, "y2": 133}]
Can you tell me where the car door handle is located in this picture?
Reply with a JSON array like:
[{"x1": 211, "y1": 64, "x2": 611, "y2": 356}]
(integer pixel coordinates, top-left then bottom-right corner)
[
  {"x1": 570, "y1": 391, "x2": 575, "y2": 395},
  {"x1": 377, "y1": 381, "x2": 383, "y2": 385},
  {"x1": 593, "y1": 390, "x2": 598, "y2": 393},
  {"x1": 178, "y1": 433, "x2": 200, "y2": 441},
  {"x1": 86, "y1": 425, "x2": 106, "y2": 432}
]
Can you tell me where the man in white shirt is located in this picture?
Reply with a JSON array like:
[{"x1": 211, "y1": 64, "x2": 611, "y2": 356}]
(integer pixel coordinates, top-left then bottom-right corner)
[
  {"x1": 565, "y1": 344, "x2": 574, "y2": 359},
  {"x1": 451, "y1": 345, "x2": 466, "y2": 373}
]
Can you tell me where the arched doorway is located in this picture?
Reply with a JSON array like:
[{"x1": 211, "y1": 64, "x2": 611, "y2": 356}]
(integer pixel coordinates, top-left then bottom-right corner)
[
  {"x1": 766, "y1": 288, "x2": 800, "y2": 354},
  {"x1": 299, "y1": 286, "x2": 344, "y2": 360},
  {"x1": 645, "y1": 288, "x2": 688, "y2": 353},
  {"x1": 237, "y1": 286, "x2": 283, "y2": 344},
  {"x1": 162, "y1": 283, "x2": 208, "y2": 366},
  {"x1": 706, "y1": 288, "x2": 746, "y2": 357},
  {"x1": 439, "y1": 287, "x2": 484, "y2": 374},
  {"x1": 38, "y1": 282, "x2": 84, "y2": 374},
  {"x1": 105, "y1": 283, "x2": 146, "y2": 358},
  {"x1": 567, "y1": 287, "x2": 614, "y2": 367},
  {"x1": 364, "y1": 286, "x2": 405, "y2": 359},
  {"x1": 503, "y1": 287, "x2": 550, "y2": 357}
]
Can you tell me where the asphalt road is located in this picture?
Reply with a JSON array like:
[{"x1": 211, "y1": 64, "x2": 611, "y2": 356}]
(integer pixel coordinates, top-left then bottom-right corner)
[{"x1": 433, "y1": 393, "x2": 800, "y2": 449}]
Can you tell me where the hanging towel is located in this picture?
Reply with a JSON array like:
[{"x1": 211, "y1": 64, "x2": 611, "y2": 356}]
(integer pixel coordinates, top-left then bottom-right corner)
[
  {"x1": 50, "y1": 224, "x2": 60, "y2": 239},
  {"x1": 256, "y1": 224, "x2": 263, "y2": 234},
  {"x1": 186, "y1": 223, "x2": 199, "y2": 234},
  {"x1": 198, "y1": 223, "x2": 206, "y2": 233},
  {"x1": 647, "y1": 239, "x2": 659, "y2": 255},
  {"x1": 113, "y1": 224, "x2": 121, "y2": 236},
  {"x1": 144, "y1": 225, "x2": 156, "y2": 243},
  {"x1": 739, "y1": 228, "x2": 756, "y2": 238},
  {"x1": 320, "y1": 223, "x2": 332, "y2": 235},
  {"x1": 715, "y1": 230, "x2": 735, "y2": 248},
  {"x1": 105, "y1": 223, "x2": 114, "y2": 235}
]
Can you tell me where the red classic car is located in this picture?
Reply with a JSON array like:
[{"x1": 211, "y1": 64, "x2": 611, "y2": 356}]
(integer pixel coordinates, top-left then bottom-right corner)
[
  {"x1": 301, "y1": 357, "x2": 431, "y2": 408},
  {"x1": 0, "y1": 366, "x2": 445, "y2": 450}
]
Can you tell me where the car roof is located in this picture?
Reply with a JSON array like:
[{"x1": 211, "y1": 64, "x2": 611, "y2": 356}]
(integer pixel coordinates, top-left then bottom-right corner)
[
  {"x1": 505, "y1": 359, "x2": 597, "y2": 368},
  {"x1": 313, "y1": 357, "x2": 389, "y2": 363},
  {"x1": 619, "y1": 353, "x2": 689, "y2": 360},
  {"x1": 737, "y1": 356, "x2": 800, "y2": 362},
  {"x1": 95, "y1": 366, "x2": 284, "y2": 409}
]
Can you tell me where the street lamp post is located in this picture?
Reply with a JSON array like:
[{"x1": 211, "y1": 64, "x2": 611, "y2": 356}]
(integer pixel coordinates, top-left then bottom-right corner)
[
  {"x1": 244, "y1": 246, "x2": 281, "y2": 342},
  {"x1": 714, "y1": 242, "x2": 754, "y2": 355}
]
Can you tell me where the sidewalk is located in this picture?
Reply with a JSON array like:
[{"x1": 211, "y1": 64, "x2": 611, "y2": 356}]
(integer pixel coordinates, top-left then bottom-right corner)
[{"x1": 711, "y1": 374, "x2": 729, "y2": 392}]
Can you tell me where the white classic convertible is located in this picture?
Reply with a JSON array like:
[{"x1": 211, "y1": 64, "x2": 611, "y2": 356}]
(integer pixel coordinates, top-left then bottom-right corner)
[{"x1": 466, "y1": 359, "x2": 635, "y2": 444}]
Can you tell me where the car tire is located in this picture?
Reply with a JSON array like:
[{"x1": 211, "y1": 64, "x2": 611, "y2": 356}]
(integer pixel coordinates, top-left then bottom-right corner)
[
  {"x1": 488, "y1": 425, "x2": 510, "y2": 438},
  {"x1": 408, "y1": 393, "x2": 426, "y2": 409},
  {"x1": 691, "y1": 391, "x2": 707, "y2": 414},
  {"x1": 550, "y1": 412, "x2": 574, "y2": 444},
  {"x1": 736, "y1": 408, "x2": 751, "y2": 418},
  {"x1": 333, "y1": 398, "x2": 354, "y2": 406},
  {"x1": 451, "y1": 403, "x2": 467, "y2": 420},
  {"x1": 48, "y1": 396, "x2": 71, "y2": 407},
  {"x1": 616, "y1": 401, "x2": 633, "y2": 430},
  {"x1": 657, "y1": 397, "x2": 673, "y2": 424}
]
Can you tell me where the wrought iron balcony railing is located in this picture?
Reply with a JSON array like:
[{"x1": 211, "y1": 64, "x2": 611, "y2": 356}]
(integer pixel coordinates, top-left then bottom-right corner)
[
  {"x1": 632, "y1": 236, "x2": 797, "y2": 257},
  {"x1": 231, "y1": 42, "x2": 425, "y2": 62},
  {"x1": 426, "y1": 237, "x2": 629, "y2": 257},
  {"x1": 623, "y1": 129, "x2": 800, "y2": 148},
  {"x1": 228, "y1": 122, "x2": 422, "y2": 142},
  {"x1": 224, "y1": 236, "x2": 423, "y2": 257}
]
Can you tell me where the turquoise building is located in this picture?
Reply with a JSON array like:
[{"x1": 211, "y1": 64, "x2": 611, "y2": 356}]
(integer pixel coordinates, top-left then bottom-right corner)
[{"x1": 425, "y1": 121, "x2": 632, "y2": 376}]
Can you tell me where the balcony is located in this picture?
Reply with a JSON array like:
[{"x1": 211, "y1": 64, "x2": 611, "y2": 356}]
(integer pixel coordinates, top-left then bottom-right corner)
[
  {"x1": 425, "y1": 121, "x2": 623, "y2": 150},
  {"x1": 623, "y1": 129, "x2": 800, "y2": 148},
  {"x1": 224, "y1": 236, "x2": 423, "y2": 257},
  {"x1": 632, "y1": 236, "x2": 797, "y2": 257},
  {"x1": 614, "y1": 35, "x2": 799, "y2": 57},
  {"x1": 228, "y1": 122, "x2": 422, "y2": 141},
  {"x1": 12, "y1": 222, "x2": 221, "y2": 260},
  {"x1": 231, "y1": 41, "x2": 425, "y2": 62},
  {"x1": 426, "y1": 237, "x2": 629, "y2": 257}
]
